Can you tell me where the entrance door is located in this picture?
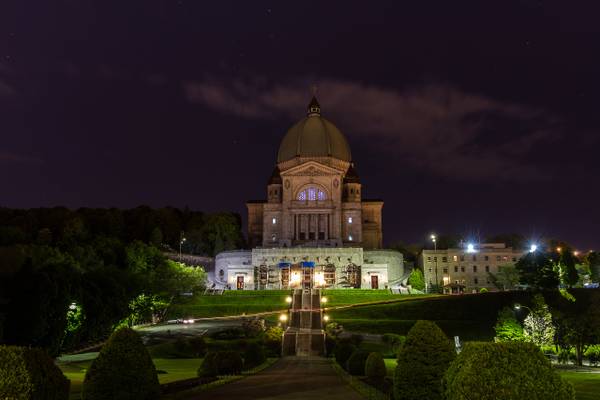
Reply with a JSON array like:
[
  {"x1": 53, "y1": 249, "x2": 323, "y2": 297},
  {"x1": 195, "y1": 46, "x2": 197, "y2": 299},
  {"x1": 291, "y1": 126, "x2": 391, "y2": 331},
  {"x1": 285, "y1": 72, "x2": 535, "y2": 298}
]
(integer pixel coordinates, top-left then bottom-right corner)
[
  {"x1": 371, "y1": 275, "x2": 379, "y2": 289},
  {"x1": 236, "y1": 276, "x2": 244, "y2": 290}
]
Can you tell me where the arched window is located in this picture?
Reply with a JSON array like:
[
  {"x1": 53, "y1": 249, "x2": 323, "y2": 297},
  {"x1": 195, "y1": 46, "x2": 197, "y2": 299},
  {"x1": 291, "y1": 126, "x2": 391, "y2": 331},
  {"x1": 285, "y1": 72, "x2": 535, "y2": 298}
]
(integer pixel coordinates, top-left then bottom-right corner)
[{"x1": 297, "y1": 187, "x2": 327, "y2": 201}]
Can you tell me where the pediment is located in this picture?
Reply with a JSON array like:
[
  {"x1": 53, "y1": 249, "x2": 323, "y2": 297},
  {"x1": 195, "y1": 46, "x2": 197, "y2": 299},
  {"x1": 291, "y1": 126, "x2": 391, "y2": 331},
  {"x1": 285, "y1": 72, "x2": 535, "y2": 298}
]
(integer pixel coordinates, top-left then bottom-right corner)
[{"x1": 280, "y1": 161, "x2": 343, "y2": 177}]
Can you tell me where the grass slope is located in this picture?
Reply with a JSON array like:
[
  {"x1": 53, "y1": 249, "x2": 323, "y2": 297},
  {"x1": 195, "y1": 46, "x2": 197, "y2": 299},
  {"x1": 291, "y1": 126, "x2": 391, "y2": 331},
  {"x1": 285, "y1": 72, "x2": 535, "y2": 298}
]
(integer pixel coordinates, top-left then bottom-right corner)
[{"x1": 167, "y1": 289, "x2": 426, "y2": 319}]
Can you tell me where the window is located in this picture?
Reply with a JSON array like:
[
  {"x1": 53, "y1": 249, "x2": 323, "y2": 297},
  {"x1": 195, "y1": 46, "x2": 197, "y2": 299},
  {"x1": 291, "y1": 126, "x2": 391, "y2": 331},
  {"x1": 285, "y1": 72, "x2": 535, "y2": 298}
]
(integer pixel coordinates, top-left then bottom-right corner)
[
  {"x1": 443, "y1": 267, "x2": 448, "y2": 273},
  {"x1": 453, "y1": 255, "x2": 458, "y2": 262},
  {"x1": 461, "y1": 266, "x2": 465, "y2": 272},
  {"x1": 348, "y1": 235, "x2": 353, "y2": 241},
  {"x1": 271, "y1": 234, "x2": 276, "y2": 242},
  {"x1": 428, "y1": 268, "x2": 432, "y2": 273},
  {"x1": 512, "y1": 257, "x2": 517, "y2": 262},
  {"x1": 485, "y1": 265, "x2": 490, "y2": 272},
  {"x1": 442, "y1": 257, "x2": 448, "y2": 262},
  {"x1": 473, "y1": 265, "x2": 477, "y2": 273},
  {"x1": 297, "y1": 187, "x2": 327, "y2": 201},
  {"x1": 474, "y1": 277, "x2": 479, "y2": 284},
  {"x1": 434, "y1": 257, "x2": 438, "y2": 262},
  {"x1": 460, "y1": 255, "x2": 465, "y2": 261},
  {"x1": 272, "y1": 217, "x2": 277, "y2": 224},
  {"x1": 427, "y1": 257, "x2": 432, "y2": 262},
  {"x1": 502, "y1": 256, "x2": 508, "y2": 261},
  {"x1": 496, "y1": 256, "x2": 501, "y2": 261},
  {"x1": 484, "y1": 255, "x2": 489, "y2": 261},
  {"x1": 348, "y1": 216, "x2": 353, "y2": 224},
  {"x1": 472, "y1": 255, "x2": 477, "y2": 261},
  {"x1": 454, "y1": 266, "x2": 458, "y2": 272}
]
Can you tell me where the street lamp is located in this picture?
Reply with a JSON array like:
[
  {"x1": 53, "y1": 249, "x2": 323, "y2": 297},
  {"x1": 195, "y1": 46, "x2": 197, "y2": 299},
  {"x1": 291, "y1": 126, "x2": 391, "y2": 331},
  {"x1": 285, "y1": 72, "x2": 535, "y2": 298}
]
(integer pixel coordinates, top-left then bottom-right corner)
[
  {"x1": 514, "y1": 303, "x2": 531, "y2": 312},
  {"x1": 430, "y1": 234, "x2": 438, "y2": 293},
  {"x1": 529, "y1": 244, "x2": 538, "y2": 253},
  {"x1": 179, "y1": 231, "x2": 186, "y2": 262},
  {"x1": 285, "y1": 296, "x2": 293, "y2": 304}
]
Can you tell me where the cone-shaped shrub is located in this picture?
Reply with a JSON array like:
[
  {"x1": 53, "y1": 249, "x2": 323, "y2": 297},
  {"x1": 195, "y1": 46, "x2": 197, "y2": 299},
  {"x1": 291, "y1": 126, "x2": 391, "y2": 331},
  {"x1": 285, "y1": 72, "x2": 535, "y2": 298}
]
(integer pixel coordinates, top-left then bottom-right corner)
[
  {"x1": 444, "y1": 342, "x2": 574, "y2": 400},
  {"x1": 82, "y1": 328, "x2": 159, "y2": 400},
  {"x1": 364, "y1": 352, "x2": 386, "y2": 380},
  {"x1": 346, "y1": 349, "x2": 370, "y2": 375},
  {"x1": 394, "y1": 320, "x2": 455, "y2": 400},
  {"x1": 0, "y1": 345, "x2": 70, "y2": 400}
]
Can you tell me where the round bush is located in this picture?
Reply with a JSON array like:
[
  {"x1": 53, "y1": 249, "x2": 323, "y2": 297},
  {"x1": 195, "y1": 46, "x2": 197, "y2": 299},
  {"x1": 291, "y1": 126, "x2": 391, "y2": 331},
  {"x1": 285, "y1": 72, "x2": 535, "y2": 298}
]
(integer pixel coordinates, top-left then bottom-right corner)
[
  {"x1": 364, "y1": 352, "x2": 386, "y2": 380},
  {"x1": 346, "y1": 350, "x2": 369, "y2": 375},
  {"x1": 198, "y1": 351, "x2": 244, "y2": 377},
  {"x1": 82, "y1": 328, "x2": 160, "y2": 400},
  {"x1": 243, "y1": 342, "x2": 266, "y2": 368},
  {"x1": 263, "y1": 327, "x2": 283, "y2": 356},
  {"x1": 394, "y1": 320, "x2": 455, "y2": 400},
  {"x1": 0, "y1": 345, "x2": 70, "y2": 400},
  {"x1": 334, "y1": 341, "x2": 356, "y2": 367},
  {"x1": 444, "y1": 342, "x2": 574, "y2": 400}
]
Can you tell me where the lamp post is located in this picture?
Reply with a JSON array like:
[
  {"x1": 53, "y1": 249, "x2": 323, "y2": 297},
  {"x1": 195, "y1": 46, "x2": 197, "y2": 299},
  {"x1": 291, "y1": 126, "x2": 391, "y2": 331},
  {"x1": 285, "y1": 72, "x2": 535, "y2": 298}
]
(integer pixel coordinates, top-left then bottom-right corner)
[
  {"x1": 179, "y1": 231, "x2": 186, "y2": 262},
  {"x1": 431, "y1": 234, "x2": 438, "y2": 293},
  {"x1": 514, "y1": 303, "x2": 531, "y2": 313}
]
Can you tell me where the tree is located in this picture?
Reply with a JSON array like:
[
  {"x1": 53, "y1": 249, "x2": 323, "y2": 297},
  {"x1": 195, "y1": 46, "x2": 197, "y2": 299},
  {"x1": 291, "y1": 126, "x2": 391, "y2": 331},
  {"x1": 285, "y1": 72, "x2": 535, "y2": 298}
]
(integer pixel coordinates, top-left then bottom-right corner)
[
  {"x1": 494, "y1": 307, "x2": 524, "y2": 342},
  {"x1": 553, "y1": 291, "x2": 600, "y2": 366},
  {"x1": 394, "y1": 321, "x2": 455, "y2": 400},
  {"x1": 149, "y1": 227, "x2": 163, "y2": 247},
  {"x1": 444, "y1": 342, "x2": 574, "y2": 400},
  {"x1": 558, "y1": 250, "x2": 579, "y2": 288},
  {"x1": 82, "y1": 328, "x2": 160, "y2": 400},
  {"x1": 515, "y1": 251, "x2": 559, "y2": 289},
  {"x1": 522, "y1": 294, "x2": 555, "y2": 347},
  {"x1": 407, "y1": 268, "x2": 425, "y2": 291},
  {"x1": 585, "y1": 251, "x2": 600, "y2": 282},
  {"x1": 488, "y1": 264, "x2": 520, "y2": 291}
]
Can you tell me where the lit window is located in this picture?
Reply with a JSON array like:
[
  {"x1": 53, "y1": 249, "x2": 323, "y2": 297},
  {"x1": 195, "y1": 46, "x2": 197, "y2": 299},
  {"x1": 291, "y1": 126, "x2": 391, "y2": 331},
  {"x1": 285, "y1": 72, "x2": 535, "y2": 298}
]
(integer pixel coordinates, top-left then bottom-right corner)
[
  {"x1": 348, "y1": 235, "x2": 353, "y2": 241},
  {"x1": 272, "y1": 217, "x2": 277, "y2": 224},
  {"x1": 348, "y1": 217, "x2": 353, "y2": 224},
  {"x1": 453, "y1": 255, "x2": 458, "y2": 262},
  {"x1": 272, "y1": 234, "x2": 276, "y2": 242},
  {"x1": 297, "y1": 187, "x2": 326, "y2": 201}
]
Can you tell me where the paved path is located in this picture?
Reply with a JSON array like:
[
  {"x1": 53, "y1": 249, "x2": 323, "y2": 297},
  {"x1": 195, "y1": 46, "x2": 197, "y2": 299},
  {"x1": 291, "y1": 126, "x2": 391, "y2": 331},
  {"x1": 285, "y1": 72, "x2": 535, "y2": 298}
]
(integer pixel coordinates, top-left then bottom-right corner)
[{"x1": 198, "y1": 356, "x2": 364, "y2": 400}]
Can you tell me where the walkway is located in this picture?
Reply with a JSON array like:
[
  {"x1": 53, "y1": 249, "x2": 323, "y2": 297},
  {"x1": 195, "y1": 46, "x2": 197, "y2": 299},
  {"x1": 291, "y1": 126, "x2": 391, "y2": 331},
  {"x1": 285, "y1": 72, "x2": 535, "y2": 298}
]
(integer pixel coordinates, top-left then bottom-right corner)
[{"x1": 197, "y1": 356, "x2": 364, "y2": 400}]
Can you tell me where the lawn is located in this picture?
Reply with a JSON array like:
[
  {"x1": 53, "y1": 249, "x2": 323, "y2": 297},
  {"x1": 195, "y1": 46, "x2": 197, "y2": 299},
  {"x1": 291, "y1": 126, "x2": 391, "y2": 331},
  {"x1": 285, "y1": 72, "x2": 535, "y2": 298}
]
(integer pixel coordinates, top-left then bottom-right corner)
[
  {"x1": 328, "y1": 291, "x2": 535, "y2": 340},
  {"x1": 558, "y1": 371, "x2": 600, "y2": 400},
  {"x1": 58, "y1": 354, "x2": 201, "y2": 399},
  {"x1": 168, "y1": 289, "x2": 426, "y2": 319}
]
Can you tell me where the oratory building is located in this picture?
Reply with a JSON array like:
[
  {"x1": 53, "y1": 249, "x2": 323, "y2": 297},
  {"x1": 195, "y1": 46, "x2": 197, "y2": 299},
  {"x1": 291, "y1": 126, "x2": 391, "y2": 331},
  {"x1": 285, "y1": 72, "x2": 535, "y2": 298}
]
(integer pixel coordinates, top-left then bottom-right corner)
[{"x1": 215, "y1": 97, "x2": 403, "y2": 290}]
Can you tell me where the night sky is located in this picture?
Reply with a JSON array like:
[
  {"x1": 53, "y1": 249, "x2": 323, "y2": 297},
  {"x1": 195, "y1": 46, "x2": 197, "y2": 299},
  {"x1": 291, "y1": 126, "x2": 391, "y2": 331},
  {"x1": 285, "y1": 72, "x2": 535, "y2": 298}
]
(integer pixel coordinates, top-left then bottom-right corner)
[{"x1": 1, "y1": 1, "x2": 599, "y2": 250}]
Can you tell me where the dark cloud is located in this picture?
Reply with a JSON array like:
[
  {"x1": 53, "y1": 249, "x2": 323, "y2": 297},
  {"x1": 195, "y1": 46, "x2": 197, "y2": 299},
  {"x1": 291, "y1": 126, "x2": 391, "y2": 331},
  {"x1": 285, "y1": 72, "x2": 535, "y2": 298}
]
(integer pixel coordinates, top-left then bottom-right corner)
[{"x1": 184, "y1": 79, "x2": 561, "y2": 182}]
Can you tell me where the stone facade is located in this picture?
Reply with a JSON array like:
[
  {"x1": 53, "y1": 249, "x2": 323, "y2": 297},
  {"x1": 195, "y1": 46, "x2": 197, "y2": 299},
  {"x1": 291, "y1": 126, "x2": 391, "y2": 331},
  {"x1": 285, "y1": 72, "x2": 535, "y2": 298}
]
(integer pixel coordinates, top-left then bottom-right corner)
[
  {"x1": 419, "y1": 243, "x2": 526, "y2": 293},
  {"x1": 216, "y1": 96, "x2": 400, "y2": 290}
]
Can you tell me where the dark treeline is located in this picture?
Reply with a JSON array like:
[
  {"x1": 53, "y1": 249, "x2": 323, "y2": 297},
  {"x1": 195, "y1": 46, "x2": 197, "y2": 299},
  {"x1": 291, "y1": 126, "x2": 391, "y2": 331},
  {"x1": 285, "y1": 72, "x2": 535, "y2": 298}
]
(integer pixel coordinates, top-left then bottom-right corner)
[
  {"x1": 0, "y1": 206, "x2": 243, "y2": 357},
  {"x1": 0, "y1": 206, "x2": 245, "y2": 256}
]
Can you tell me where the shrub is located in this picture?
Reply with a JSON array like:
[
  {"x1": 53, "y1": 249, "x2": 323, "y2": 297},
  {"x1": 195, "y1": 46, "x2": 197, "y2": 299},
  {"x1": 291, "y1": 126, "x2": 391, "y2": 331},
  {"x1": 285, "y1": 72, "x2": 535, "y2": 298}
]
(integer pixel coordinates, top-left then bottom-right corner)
[
  {"x1": 241, "y1": 318, "x2": 265, "y2": 337},
  {"x1": 188, "y1": 336, "x2": 207, "y2": 357},
  {"x1": 382, "y1": 333, "x2": 405, "y2": 354},
  {"x1": 585, "y1": 345, "x2": 600, "y2": 366},
  {"x1": 198, "y1": 351, "x2": 243, "y2": 377},
  {"x1": 346, "y1": 350, "x2": 370, "y2": 375},
  {"x1": 334, "y1": 341, "x2": 356, "y2": 367},
  {"x1": 444, "y1": 342, "x2": 574, "y2": 400},
  {"x1": 364, "y1": 352, "x2": 386, "y2": 380},
  {"x1": 211, "y1": 328, "x2": 245, "y2": 340},
  {"x1": 349, "y1": 334, "x2": 363, "y2": 347},
  {"x1": 394, "y1": 320, "x2": 455, "y2": 400},
  {"x1": 0, "y1": 345, "x2": 70, "y2": 400},
  {"x1": 263, "y1": 326, "x2": 283, "y2": 356},
  {"x1": 82, "y1": 328, "x2": 160, "y2": 400},
  {"x1": 325, "y1": 322, "x2": 343, "y2": 338},
  {"x1": 243, "y1": 342, "x2": 266, "y2": 368},
  {"x1": 480, "y1": 287, "x2": 489, "y2": 293},
  {"x1": 558, "y1": 349, "x2": 571, "y2": 365}
]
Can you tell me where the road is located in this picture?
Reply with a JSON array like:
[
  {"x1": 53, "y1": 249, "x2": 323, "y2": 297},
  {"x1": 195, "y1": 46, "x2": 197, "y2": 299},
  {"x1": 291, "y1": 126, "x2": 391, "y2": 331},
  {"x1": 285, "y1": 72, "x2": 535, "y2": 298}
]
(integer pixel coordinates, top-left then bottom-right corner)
[
  {"x1": 138, "y1": 319, "x2": 243, "y2": 338},
  {"x1": 196, "y1": 356, "x2": 364, "y2": 400}
]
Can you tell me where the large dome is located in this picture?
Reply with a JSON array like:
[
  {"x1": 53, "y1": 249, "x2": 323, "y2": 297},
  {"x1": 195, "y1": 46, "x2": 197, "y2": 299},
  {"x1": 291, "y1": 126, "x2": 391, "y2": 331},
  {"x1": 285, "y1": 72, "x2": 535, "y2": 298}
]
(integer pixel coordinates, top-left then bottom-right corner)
[{"x1": 277, "y1": 97, "x2": 352, "y2": 163}]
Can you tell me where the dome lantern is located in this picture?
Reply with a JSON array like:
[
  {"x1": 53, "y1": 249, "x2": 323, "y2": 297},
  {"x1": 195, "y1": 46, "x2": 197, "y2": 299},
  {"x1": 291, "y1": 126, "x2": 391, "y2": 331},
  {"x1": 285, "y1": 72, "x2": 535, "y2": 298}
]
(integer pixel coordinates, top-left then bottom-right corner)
[{"x1": 307, "y1": 96, "x2": 321, "y2": 117}]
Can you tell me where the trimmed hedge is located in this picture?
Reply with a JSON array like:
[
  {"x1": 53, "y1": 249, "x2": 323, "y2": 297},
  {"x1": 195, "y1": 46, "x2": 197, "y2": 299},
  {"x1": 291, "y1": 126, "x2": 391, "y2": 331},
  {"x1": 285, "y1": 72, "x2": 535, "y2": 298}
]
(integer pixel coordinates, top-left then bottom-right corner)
[
  {"x1": 198, "y1": 351, "x2": 244, "y2": 377},
  {"x1": 243, "y1": 342, "x2": 266, "y2": 368},
  {"x1": 394, "y1": 320, "x2": 455, "y2": 400},
  {"x1": 0, "y1": 345, "x2": 70, "y2": 400},
  {"x1": 444, "y1": 342, "x2": 575, "y2": 400},
  {"x1": 334, "y1": 341, "x2": 356, "y2": 367},
  {"x1": 346, "y1": 350, "x2": 370, "y2": 375},
  {"x1": 82, "y1": 328, "x2": 160, "y2": 400},
  {"x1": 364, "y1": 352, "x2": 386, "y2": 380}
]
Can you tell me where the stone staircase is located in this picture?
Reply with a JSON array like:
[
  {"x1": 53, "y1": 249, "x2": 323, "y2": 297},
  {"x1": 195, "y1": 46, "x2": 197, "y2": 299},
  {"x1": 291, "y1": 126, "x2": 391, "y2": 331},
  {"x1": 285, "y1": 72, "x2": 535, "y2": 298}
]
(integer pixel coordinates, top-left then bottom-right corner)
[{"x1": 282, "y1": 289, "x2": 326, "y2": 356}]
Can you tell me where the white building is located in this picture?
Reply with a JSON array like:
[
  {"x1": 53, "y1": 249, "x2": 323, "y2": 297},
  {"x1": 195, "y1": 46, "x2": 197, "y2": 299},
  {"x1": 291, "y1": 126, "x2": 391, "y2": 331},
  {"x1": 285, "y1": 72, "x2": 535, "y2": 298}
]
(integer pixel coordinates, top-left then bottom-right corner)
[{"x1": 419, "y1": 243, "x2": 526, "y2": 293}]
